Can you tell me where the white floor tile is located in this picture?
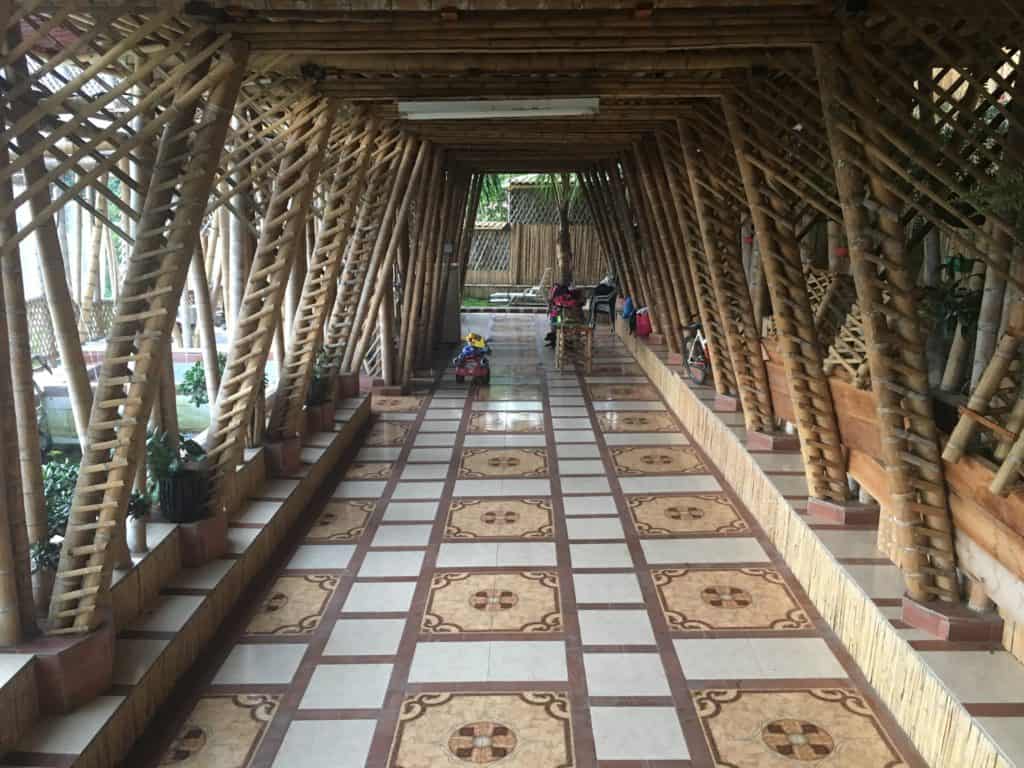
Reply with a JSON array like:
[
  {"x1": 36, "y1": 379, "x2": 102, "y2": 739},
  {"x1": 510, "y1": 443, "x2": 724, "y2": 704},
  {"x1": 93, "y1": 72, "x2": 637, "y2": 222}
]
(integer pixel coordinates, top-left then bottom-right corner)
[
  {"x1": 566, "y1": 517, "x2": 625, "y2": 540},
  {"x1": 383, "y1": 501, "x2": 440, "y2": 521},
  {"x1": 342, "y1": 581, "x2": 417, "y2": 613},
  {"x1": 561, "y1": 476, "x2": 612, "y2": 494},
  {"x1": 674, "y1": 638, "x2": 845, "y2": 680},
  {"x1": 603, "y1": 433, "x2": 690, "y2": 446},
  {"x1": 584, "y1": 653, "x2": 670, "y2": 696},
  {"x1": 325, "y1": 618, "x2": 407, "y2": 656},
  {"x1": 573, "y1": 573, "x2": 644, "y2": 604},
  {"x1": 408, "y1": 447, "x2": 454, "y2": 463},
  {"x1": 555, "y1": 443, "x2": 602, "y2": 459},
  {"x1": 618, "y1": 475, "x2": 720, "y2": 494},
  {"x1": 358, "y1": 550, "x2": 425, "y2": 578},
  {"x1": 554, "y1": 430, "x2": 597, "y2": 443},
  {"x1": 437, "y1": 542, "x2": 499, "y2": 568},
  {"x1": 579, "y1": 609, "x2": 656, "y2": 645},
  {"x1": 590, "y1": 707, "x2": 690, "y2": 761},
  {"x1": 300, "y1": 663, "x2": 393, "y2": 709},
  {"x1": 640, "y1": 538, "x2": 768, "y2": 565},
  {"x1": 497, "y1": 541, "x2": 558, "y2": 567},
  {"x1": 400, "y1": 463, "x2": 450, "y2": 481},
  {"x1": 562, "y1": 495, "x2": 619, "y2": 517},
  {"x1": 333, "y1": 480, "x2": 388, "y2": 499},
  {"x1": 570, "y1": 542, "x2": 634, "y2": 569},
  {"x1": 391, "y1": 481, "x2": 445, "y2": 500},
  {"x1": 372, "y1": 524, "x2": 433, "y2": 548},
  {"x1": 273, "y1": 720, "x2": 376, "y2": 768},
  {"x1": 558, "y1": 459, "x2": 606, "y2": 475},
  {"x1": 287, "y1": 545, "x2": 355, "y2": 570}
]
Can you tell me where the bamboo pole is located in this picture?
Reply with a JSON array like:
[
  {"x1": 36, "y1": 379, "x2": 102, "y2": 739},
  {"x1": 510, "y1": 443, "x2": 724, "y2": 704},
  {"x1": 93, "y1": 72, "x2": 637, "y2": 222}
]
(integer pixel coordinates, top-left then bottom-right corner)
[
  {"x1": 724, "y1": 94, "x2": 850, "y2": 502},
  {"x1": 350, "y1": 139, "x2": 431, "y2": 370},
  {"x1": 190, "y1": 243, "x2": 221, "y2": 406},
  {"x1": 817, "y1": 41, "x2": 957, "y2": 603}
]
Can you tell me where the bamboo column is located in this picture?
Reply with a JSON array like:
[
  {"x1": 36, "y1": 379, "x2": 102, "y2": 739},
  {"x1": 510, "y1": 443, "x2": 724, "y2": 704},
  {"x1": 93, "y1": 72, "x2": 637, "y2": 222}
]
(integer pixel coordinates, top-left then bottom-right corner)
[
  {"x1": 679, "y1": 119, "x2": 773, "y2": 432},
  {"x1": 206, "y1": 93, "x2": 335, "y2": 517},
  {"x1": 270, "y1": 115, "x2": 380, "y2": 437},
  {"x1": 816, "y1": 42, "x2": 958, "y2": 603},
  {"x1": 605, "y1": 161, "x2": 654, "y2": 314},
  {"x1": 723, "y1": 95, "x2": 850, "y2": 502},
  {"x1": 190, "y1": 242, "x2": 220, "y2": 405},
  {"x1": 649, "y1": 137, "x2": 698, "y2": 319},
  {"x1": 349, "y1": 139, "x2": 431, "y2": 370},
  {"x1": 49, "y1": 39, "x2": 249, "y2": 632}
]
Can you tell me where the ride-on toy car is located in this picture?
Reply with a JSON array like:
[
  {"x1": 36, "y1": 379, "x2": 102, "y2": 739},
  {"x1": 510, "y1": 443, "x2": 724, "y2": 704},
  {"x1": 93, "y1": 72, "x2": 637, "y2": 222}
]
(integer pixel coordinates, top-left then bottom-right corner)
[{"x1": 453, "y1": 333, "x2": 491, "y2": 385}]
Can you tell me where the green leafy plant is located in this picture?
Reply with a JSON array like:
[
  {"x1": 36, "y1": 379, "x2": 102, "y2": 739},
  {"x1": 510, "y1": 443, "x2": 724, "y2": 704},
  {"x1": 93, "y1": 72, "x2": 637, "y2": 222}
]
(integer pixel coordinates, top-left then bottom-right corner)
[
  {"x1": 127, "y1": 490, "x2": 151, "y2": 520},
  {"x1": 30, "y1": 539, "x2": 62, "y2": 573},
  {"x1": 146, "y1": 430, "x2": 207, "y2": 482},
  {"x1": 921, "y1": 257, "x2": 984, "y2": 337},
  {"x1": 178, "y1": 353, "x2": 226, "y2": 407},
  {"x1": 41, "y1": 450, "x2": 79, "y2": 540},
  {"x1": 306, "y1": 348, "x2": 332, "y2": 406}
]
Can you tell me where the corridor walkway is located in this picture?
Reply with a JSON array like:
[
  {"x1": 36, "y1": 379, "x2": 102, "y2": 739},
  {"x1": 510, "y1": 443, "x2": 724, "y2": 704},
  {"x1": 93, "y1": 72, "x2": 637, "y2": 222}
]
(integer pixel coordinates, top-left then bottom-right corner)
[{"x1": 136, "y1": 314, "x2": 924, "y2": 768}]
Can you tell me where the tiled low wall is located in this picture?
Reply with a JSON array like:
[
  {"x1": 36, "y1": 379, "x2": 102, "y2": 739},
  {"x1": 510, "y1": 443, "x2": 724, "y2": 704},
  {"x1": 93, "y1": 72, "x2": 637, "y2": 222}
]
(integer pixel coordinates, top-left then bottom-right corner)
[
  {"x1": 616, "y1": 320, "x2": 1011, "y2": 768},
  {"x1": 3, "y1": 398, "x2": 370, "y2": 768}
]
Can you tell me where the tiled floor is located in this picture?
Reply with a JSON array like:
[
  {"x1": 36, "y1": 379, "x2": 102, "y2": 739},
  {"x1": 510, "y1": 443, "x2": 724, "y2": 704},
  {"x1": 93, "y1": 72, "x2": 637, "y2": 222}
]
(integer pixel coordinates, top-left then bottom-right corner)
[{"x1": 134, "y1": 315, "x2": 927, "y2": 767}]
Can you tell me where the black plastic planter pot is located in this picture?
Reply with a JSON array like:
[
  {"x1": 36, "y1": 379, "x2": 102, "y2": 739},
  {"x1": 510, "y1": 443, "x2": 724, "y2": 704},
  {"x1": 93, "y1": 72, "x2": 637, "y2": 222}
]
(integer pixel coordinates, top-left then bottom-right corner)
[{"x1": 158, "y1": 469, "x2": 210, "y2": 523}]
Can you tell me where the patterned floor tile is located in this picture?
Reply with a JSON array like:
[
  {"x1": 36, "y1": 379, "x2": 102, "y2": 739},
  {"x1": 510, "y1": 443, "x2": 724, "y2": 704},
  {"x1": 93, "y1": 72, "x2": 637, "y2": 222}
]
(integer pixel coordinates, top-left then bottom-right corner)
[
  {"x1": 612, "y1": 445, "x2": 708, "y2": 475},
  {"x1": 366, "y1": 420, "x2": 414, "y2": 446},
  {"x1": 343, "y1": 462, "x2": 393, "y2": 480},
  {"x1": 245, "y1": 574, "x2": 339, "y2": 635},
  {"x1": 446, "y1": 498, "x2": 553, "y2": 539},
  {"x1": 694, "y1": 687, "x2": 906, "y2": 766},
  {"x1": 652, "y1": 567, "x2": 812, "y2": 632},
  {"x1": 459, "y1": 447, "x2": 549, "y2": 478},
  {"x1": 597, "y1": 411, "x2": 678, "y2": 432},
  {"x1": 159, "y1": 694, "x2": 278, "y2": 766},
  {"x1": 469, "y1": 411, "x2": 546, "y2": 433},
  {"x1": 629, "y1": 494, "x2": 748, "y2": 536},
  {"x1": 388, "y1": 692, "x2": 573, "y2": 768},
  {"x1": 588, "y1": 382, "x2": 661, "y2": 400},
  {"x1": 422, "y1": 571, "x2": 562, "y2": 633},
  {"x1": 373, "y1": 394, "x2": 425, "y2": 413}
]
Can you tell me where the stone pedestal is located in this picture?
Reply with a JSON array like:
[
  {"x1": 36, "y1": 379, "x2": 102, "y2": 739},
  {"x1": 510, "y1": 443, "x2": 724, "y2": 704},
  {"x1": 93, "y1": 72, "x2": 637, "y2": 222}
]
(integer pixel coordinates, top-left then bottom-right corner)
[
  {"x1": 179, "y1": 514, "x2": 228, "y2": 568},
  {"x1": 264, "y1": 435, "x2": 302, "y2": 476},
  {"x1": 747, "y1": 431, "x2": 801, "y2": 452},
  {"x1": 335, "y1": 371, "x2": 360, "y2": 400},
  {"x1": 30, "y1": 613, "x2": 115, "y2": 714},
  {"x1": 901, "y1": 595, "x2": 1003, "y2": 642},
  {"x1": 805, "y1": 498, "x2": 880, "y2": 526},
  {"x1": 713, "y1": 394, "x2": 740, "y2": 412}
]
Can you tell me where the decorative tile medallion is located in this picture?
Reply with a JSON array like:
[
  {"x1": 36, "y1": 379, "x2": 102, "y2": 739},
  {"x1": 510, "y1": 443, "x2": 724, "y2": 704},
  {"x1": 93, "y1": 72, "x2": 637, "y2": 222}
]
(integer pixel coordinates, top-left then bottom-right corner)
[
  {"x1": 388, "y1": 692, "x2": 574, "y2": 768},
  {"x1": 446, "y1": 498, "x2": 553, "y2": 539},
  {"x1": 611, "y1": 446, "x2": 708, "y2": 475},
  {"x1": 159, "y1": 694, "x2": 278, "y2": 766},
  {"x1": 652, "y1": 567, "x2": 812, "y2": 631},
  {"x1": 344, "y1": 462, "x2": 394, "y2": 480},
  {"x1": 629, "y1": 494, "x2": 748, "y2": 536},
  {"x1": 469, "y1": 411, "x2": 546, "y2": 434},
  {"x1": 423, "y1": 571, "x2": 561, "y2": 633},
  {"x1": 305, "y1": 500, "x2": 373, "y2": 542},
  {"x1": 597, "y1": 411, "x2": 678, "y2": 433},
  {"x1": 366, "y1": 420, "x2": 414, "y2": 446},
  {"x1": 588, "y1": 383, "x2": 661, "y2": 401},
  {"x1": 246, "y1": 574, "x2": 340, "y2": 635},
  {"x1": 694, "y1": 688, "x2": 905, "y2": 767},
  {"x1": 373, "y1": 395, "x2": 425, "y2": 413},
  {"x1": 459, "y1": 447, "x2": 549, "y2": 478}
]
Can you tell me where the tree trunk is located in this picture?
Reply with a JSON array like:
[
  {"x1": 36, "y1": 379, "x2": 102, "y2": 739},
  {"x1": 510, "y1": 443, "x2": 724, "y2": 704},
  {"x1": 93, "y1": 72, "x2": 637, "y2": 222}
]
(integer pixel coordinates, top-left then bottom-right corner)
[{"x1": 555, "y1": 173, "x2": 574, "y2": 284}]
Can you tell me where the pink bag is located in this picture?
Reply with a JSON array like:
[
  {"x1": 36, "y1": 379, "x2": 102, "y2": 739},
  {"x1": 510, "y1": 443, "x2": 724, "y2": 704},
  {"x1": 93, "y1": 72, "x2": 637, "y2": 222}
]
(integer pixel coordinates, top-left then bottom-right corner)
[{"x1": 635, "y1": 310, "x2": 652, "y2": 337}]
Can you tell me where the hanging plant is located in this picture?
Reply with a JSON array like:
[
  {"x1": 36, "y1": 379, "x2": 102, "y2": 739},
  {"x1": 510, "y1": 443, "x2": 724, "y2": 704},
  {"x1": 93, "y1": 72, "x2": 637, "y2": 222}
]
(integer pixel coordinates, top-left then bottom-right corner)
[{"x1": 920, "y1": 256, "x2": 984, "y2": 338}]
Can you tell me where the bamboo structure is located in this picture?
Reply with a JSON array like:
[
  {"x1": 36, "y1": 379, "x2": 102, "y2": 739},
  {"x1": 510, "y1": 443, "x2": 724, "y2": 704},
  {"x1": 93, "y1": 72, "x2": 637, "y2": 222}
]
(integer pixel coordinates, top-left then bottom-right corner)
[{"x1": 1, "y1": 8, "x2": 1024, "y2": 767}]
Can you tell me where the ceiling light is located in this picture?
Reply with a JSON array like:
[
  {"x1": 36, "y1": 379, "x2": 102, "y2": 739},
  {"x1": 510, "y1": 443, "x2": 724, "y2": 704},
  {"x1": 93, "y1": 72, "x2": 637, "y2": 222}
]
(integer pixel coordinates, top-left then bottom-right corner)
[{"x1": 398, "y1": 98, "x2": 599, "y2": 121}]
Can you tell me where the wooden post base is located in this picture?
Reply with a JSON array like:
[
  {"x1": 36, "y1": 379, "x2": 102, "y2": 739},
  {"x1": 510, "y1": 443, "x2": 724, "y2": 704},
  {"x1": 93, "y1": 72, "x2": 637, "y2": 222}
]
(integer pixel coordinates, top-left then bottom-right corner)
[
  {"x1": 646, "y1": 332, "x2": 665, "y2": 346},
  {"x1": 335, "y1": 371, "x2": 360, "y2": 400},
  {"x1": 901, "y1": 595, "x2": 1003, "y2": 642},
  {"x1": 713, "y1": 394, "x2": 740, "y2": 412},
  {"x1": 372, "y1": 384, "x2": 405, "y2": 397},
  {"x1": 179, "y1": 514, "x2": 228, "y2": 568},
  {"x1": 805, "y1": 497, "x2": 880, "y2": 526},
  {"x1": 667, "y1": 351, "x2": 684, "y2": 366},
  {"x1": 747, "y1": 431, "x2": 801, "y2": 452},
  {"x1": 27, "y1": 613, "x2": 115, "y2": 714},
  {"x1": 264, "y1": 435, "x2": 302, "y2": 476}
]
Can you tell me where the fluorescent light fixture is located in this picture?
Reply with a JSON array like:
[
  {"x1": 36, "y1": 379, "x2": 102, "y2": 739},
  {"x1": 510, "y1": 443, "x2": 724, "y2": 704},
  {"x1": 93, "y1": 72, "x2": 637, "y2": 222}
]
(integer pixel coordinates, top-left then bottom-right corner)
[{"x1": 398, "y1": 97, "x2": 599, "y2": 121}]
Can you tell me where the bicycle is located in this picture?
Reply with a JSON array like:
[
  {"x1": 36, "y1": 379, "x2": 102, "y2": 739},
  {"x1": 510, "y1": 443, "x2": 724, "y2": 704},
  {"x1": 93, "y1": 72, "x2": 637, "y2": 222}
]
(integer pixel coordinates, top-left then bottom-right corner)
[{"x1": 681, "y1": 322, "x2": 711, "y2": 385}]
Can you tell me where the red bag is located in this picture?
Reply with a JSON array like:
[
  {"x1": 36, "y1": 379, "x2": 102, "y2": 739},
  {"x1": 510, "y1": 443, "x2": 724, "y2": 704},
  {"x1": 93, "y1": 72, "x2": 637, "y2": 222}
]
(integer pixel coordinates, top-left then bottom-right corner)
[{"x1": 635, "y1": 310, "x2": 652, "y2": 337}]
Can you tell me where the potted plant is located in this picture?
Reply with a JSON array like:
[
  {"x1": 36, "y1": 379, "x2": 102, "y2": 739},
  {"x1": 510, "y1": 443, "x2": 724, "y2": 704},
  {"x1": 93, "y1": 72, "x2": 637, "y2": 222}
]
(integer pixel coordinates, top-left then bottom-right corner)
[
  {"x1": 306, "y1": 348, "x2": 334, "y2": 432},
  {"x1": 147, "y1": 430, "x2": 210, "y2": 523},
  {"x1": 30, "y1": 537, "x2": 61, "y2": 617},
  {"x1": 126, "y1": 490, "x2": 151, "y2": 555}
]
